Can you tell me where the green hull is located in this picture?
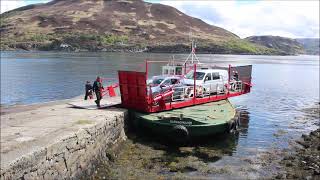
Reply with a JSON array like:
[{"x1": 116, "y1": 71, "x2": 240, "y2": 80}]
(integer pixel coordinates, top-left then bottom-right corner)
[{"x1": 133, "y1": 99, "x2": 238, "y2": 139}]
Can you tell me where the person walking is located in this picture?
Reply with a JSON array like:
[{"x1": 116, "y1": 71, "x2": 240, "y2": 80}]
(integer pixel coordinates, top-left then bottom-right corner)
[
  {"x1": 233, "y1": 71, "x2": 239, "y2": 81},
  {"x1": 93, "y1": 76, "x2": 103, "y2": 107},
  {"x1": 84, "y1": 81, "x2": 93, "y2": 100}
]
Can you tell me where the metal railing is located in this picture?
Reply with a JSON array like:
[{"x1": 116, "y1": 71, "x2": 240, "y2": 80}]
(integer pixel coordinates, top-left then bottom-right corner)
[{"x1": 147, "y1": 79, "x2": 246, "y2": 103}]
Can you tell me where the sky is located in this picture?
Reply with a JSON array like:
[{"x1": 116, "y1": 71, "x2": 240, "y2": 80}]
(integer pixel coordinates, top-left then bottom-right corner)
[
  {"x1": 1, "y1": 0, "x2": 319, "y2": 39},
  {"x1": 146, "y1": 0, "x2": 320, "y2": 38},
  {"x1": 1, "y1": 0, "x2": 51, "y2": 14}
]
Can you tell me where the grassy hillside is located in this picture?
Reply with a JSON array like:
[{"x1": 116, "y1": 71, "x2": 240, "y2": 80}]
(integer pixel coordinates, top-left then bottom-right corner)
[
  {"x1": 245, "y1": 36, "x2": 305, "y2": 55},
  {"x1": 0, "y1": 0, "x2": 283, "y2": 54},
  {"x1": 295, "y1": 38, "x2": 319, "y2": 55}
]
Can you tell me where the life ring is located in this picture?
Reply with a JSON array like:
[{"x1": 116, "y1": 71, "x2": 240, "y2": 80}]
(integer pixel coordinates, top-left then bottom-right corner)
[{"x1": 171, "y1": 125, "x2": 189, "y2": 142}]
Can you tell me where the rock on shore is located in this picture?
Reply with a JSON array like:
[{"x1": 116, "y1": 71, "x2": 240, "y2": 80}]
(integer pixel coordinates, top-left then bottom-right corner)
[
  {"x1": 275, "y1": 104, "x2": 320, "y2": 179},
  {"x1": 276, "y1": 129, "x2": 320, "y2": 179}
]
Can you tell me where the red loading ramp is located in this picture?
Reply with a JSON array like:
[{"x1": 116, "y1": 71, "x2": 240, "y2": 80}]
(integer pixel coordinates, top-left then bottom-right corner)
[{"x1": 118, "y1": 71, "x2": 149, "y2": 112}]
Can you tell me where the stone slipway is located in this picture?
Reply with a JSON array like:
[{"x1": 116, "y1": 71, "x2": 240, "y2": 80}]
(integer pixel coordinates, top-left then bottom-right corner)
[{"x1": 0, "y1": 97, "x2": 127, "y2": 179}]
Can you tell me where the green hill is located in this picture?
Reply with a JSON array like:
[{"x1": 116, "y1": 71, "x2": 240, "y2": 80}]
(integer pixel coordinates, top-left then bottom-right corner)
[
  {"x1": 295, "y1": 38, "x2": 319, "y2": 55},
  {"x1": 245, "y1": 36, "x2": 305, "y2": 55},
  {"x1": 0, "y1": 0, "x2": 284, "y2": 55}
]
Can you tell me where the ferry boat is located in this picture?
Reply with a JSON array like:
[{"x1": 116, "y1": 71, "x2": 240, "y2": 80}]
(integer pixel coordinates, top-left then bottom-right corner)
[
  {"x1": 134, "y1": 100, "x2": 239, "y2": 141},
  {"x1": 118, "y1": 41, "x2": 252, "y2": 141}
]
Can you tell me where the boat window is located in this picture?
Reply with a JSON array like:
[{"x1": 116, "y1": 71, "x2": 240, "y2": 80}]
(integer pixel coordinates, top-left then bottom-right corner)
[
  {"x1": 212, "y1": 72, "x2": 220, "y2": 80},
  {"x1": 176, "y1": 67, "x2": 182, "y2": 75},
  {"x1": 164, "y1": 69, "x2": 169, "y2": 75},
  {"x1": 152, "y1": 78, "x2": 164, "y2": 85},
  {"x1": 185, "y1": 71, "x2": 205, "y2": 80}
]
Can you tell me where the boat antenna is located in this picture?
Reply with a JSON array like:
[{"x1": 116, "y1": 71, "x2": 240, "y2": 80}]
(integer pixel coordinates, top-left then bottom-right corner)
[
  {"x1": 184, "y1": 34, "x2": 200, "y2": 64},
  {"x1": 171, "y1": 55, "x2": 175, "y2": 65}
]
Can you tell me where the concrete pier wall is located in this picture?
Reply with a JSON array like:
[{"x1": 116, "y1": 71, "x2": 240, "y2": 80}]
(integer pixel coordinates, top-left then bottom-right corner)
[{"x1": 1, "y1": 110, "x2": 127, "y2": 179}]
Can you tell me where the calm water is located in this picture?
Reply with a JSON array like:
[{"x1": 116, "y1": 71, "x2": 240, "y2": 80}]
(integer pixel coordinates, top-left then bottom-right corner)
[{"x1": 1, "y1": 52, "x2": 319, "y2": 178}]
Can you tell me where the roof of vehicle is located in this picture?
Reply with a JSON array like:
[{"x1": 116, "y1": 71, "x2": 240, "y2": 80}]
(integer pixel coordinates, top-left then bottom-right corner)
[
  {"x1": 152, "y1": 75, "x2": 181, "y2": 79},
  {"x1": 194, "y1": 69, "x2": 228, "y2": 73}
]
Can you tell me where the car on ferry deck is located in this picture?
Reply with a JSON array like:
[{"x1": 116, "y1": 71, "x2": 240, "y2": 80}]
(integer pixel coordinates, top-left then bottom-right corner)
[
  {"x1": 148, "y1": 76, "x2": 182, "y2": 96},
  {"x1": 182, "y1": 69, "x2": 228, "y2": 94}
]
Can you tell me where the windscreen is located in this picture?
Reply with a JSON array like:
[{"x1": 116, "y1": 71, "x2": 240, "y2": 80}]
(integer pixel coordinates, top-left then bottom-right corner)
[
  {"x1": 152, "y1": 78, "x2": 164, "y2": 85},
  {"x1": 185, "y1": 71, "x2": 205, "y2": 80}
]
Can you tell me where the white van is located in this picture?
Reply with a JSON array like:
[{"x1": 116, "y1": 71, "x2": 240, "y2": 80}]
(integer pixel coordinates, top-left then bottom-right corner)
[{"x1": 182, "y1": 69, "x2": 228, "y2": 94}]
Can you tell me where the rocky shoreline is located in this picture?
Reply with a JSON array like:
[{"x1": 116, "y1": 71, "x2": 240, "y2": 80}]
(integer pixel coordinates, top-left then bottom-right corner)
[
  {"x1": 1, "y1": 43, "x2": 289, "y2": 55},
  {"x1": 274, "y1": 104, "x2": 320, "y2": 179},
  {"x1": 277, "y1": 128, "x2": 320, "y2": 179}
]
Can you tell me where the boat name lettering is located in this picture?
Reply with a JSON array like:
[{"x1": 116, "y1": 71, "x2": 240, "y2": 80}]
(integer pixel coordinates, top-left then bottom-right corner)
[{"x1": 169, "y1": 120, "x2": 192, "y2": 125}]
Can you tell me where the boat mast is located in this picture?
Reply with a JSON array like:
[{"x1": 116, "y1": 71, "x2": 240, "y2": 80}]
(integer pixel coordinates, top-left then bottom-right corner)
[{"x1": 184, "y1": 31, "x2": 200, "y2": 64}]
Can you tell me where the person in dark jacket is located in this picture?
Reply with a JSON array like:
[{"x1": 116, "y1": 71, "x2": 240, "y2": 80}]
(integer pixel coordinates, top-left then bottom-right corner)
[
  {"x1": 93, "y1": 76, "x2": 103, "y2": 107},
  {"x1": 84, "y1": 81, "x2": 93, "y2": 100},
  {"x1": 233, "y1": 71, "x2": 239, "y2": 81}
]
